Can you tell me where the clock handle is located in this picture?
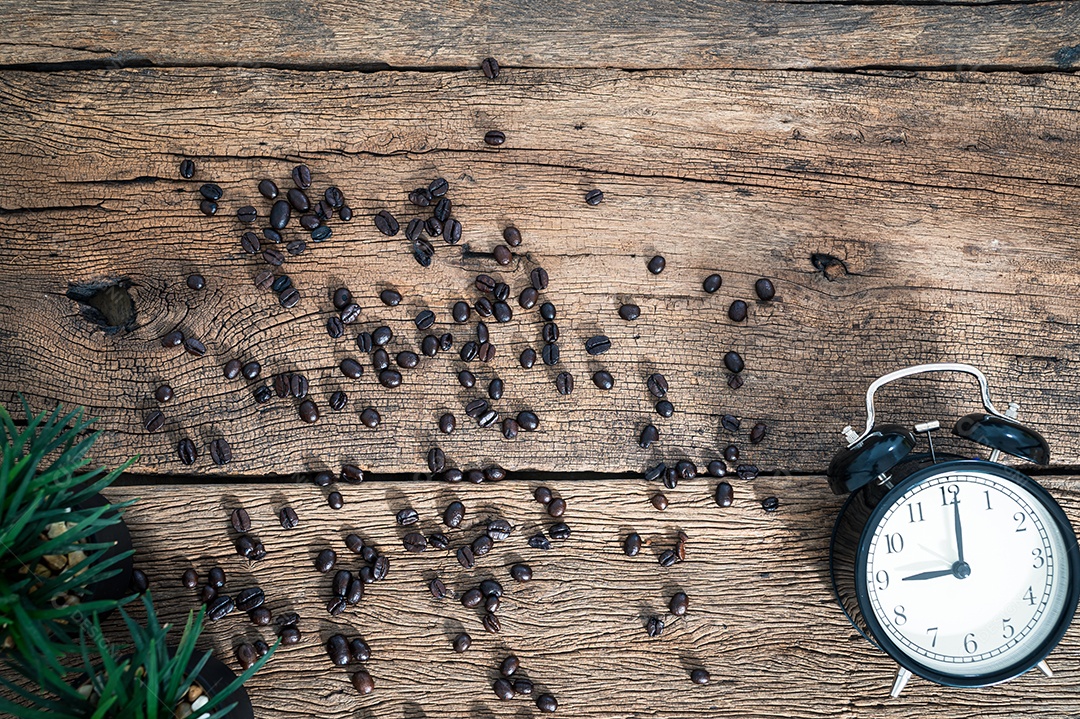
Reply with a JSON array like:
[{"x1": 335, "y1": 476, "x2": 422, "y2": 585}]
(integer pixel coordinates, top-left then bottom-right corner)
[{"x1": 847, "y1": 362, "x2": 1011, "y2": 447}]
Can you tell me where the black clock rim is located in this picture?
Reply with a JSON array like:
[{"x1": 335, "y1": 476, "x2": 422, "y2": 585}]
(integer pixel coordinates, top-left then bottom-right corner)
[{"x1": 854, "y1": 458, "x2": 1080, "y2": 688}]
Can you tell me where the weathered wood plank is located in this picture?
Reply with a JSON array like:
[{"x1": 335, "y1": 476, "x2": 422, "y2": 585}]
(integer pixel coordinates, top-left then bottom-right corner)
[
  {"x1": 91, "y1": 476, "x2": 1080, "y2": 718},
  {"x1": 0, "y1": 68, "x2": 1077, "y2": 474},
  {"x1": 0, "y1": 1, "x2": 1077, "y2": 71}
]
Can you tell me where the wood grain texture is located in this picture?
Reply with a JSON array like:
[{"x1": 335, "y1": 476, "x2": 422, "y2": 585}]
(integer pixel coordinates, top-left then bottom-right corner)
[
  {"x1": 0, "y1": 1, "x2": 1078, "y2": 71},
  {"x1": 0, "y1": 68, "x2": 1078, "y2": 475},
  {"x1": 86, "y1": 476, "x2": 1080, "y2": 718}
]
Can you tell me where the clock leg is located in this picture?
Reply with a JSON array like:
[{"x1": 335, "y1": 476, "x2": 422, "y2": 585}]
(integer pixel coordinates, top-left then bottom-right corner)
[
  {"x1": 1037, "y1": 660, "x2": 1053, "y2": 678},
  {"x1": 890, "y1": 667, "x2": 913, "y2": 698}
]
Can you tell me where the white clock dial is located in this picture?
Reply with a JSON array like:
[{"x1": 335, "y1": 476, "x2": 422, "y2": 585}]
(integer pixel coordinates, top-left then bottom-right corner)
[{"x1": 865, "y1": 470, "x2": 1071, "y2": 676}]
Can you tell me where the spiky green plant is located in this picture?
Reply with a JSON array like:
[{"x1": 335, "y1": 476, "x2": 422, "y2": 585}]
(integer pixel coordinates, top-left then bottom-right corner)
[
  {"x1": 0, "y1": 399, "x2": 136, "y2": 659},
  {"x1": 0, "y1": 592, "x2": 277, "y2": 718}
]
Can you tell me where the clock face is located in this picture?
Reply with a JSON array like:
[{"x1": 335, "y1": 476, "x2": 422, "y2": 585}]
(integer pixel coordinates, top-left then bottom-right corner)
[{"x1": 862, "y1": 467, "x2": 1075, "y2": 679}]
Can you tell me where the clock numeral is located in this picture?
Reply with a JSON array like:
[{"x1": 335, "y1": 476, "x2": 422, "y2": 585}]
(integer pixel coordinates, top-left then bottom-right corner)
[
  {"x1": 940, "y1": 484, "x2": 960, "y2": 506},
  {"x1": 893, "y1": 606, "x2": 907, "y2": 626},
  {"x1": 984, "y1": 490, "x2": 993, "y2": 510},
  {"x1": 964, "y1": 633, "x2": 978, "y2": 654},
  {"x1": 907, "y1": 503, "x2": 924, "y2": 523},
  {"x1": 926, "y1": 627, "x2": 938, "y2": 648},
  {"x1": 875, "y1": 570, "x2": 890, "y2": 591},
  {"x1": 1014, "y1": 512, "x2": 1028, "y2": 532},
  {"x1": 1024, "y1": 586, "x2": 1037, "y2": 606},
  {"x1": 1002, "y1": 618, "x2": 1015, "y2": 640},
  {"x1": 1032, "y1": 548, "x2": 1046, "y2": 569},
  {"x1": 884, "y1": 533, "x2": 904, "y2": 554}
]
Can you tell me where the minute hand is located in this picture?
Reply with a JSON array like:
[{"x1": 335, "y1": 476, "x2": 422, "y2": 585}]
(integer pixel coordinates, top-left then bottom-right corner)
[
  {"x1": 902, "y1": 569, "x2": 955, "y2": 581},
  {"x1": 954, "y1": 499, "x2": 965, "y2": 564}
]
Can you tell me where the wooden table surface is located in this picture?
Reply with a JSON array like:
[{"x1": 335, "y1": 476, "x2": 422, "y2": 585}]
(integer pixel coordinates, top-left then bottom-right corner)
[{"x1": 2, "y1": 1, "x2": 1080, "y2": 716}]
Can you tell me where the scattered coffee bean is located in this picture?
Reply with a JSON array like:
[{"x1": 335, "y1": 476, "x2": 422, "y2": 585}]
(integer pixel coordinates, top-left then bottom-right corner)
[
  {"x1": 762, "y1": 496, "x2": 779, "y2": 512},
  {"x1": 529, "y1": 533, "x2": 552, "y2": 550},
  {"x1": 328, "y1": 491, "x2": 344, "y2": 509},
  {"x1": 617, "y1": 304, "x2": 640, "y2": 322},
  {"x1": 714, "y1": 481, "x2": 735, "y2": 507},
  {"x1": 592, "y1": 370, "x2": 614, "y2": 390},
  {"x1": 372, "y1": 555, "x2": 390, "y2": 580},
  {"x1": 549, "y1": 522, "x2": 571, "y2": 540},
  {"x1": 475, "y1": 297, "x2": 493, "y2": 317},
  {"x1": 269, "y1": 200, "x2": 291, "y2": 230},
  {"x1": 249, "y1": 607, "x2": 272, "y2": 626},
  {"x1": 327, "y1": 634, "x2": 350, "y2": 666},
  {"x1": 494, "y1": 678, "x2": 514, "y2": 700},
  {"x1": 493, "y1": 301, "x2": 512, "y2": 323},
  {"x1": 287, "y1": 188, "x2": 310, "y2": 213},
  {"x1": 646, "y1": 615, "x2": 665, "y2": 637},
  {"x1": 458, "y1": 370, "x2": 476, "y2": 389},
  {"x1": 651, "y1": 493, "x2": 668, "y2": 511},
  {"x1": 413, "y1": 237, "x2": 435, "y2": 266},
  {"x1": 493, "y1": 245, "x2": 512, "y2": 265},
  {"x1": 702, "y1": 273, "x2": 723, "y2": 293},
  {"x1": 483, "y1": 613, "x2": 501, "y2": 633},
  {"x1": 341, "y1": 464, "x2": 365, "y2": 483},
  {"x1": 280, "y1": 626, "x2": 302, "y2": 645},
  {"x1": 639, "y1": 424, "x2": 659, "y2": 449},
  {"x1": 473, "y1": 535, "x2": 495, "y2": 556},
  {"x1": 397, "y1": 351, "x2": 420, "y2": 369},
  {"x1": 659, "y1": 549, "x2": 678, "y2": 567},
  {"x1": 209, "y1": 438, "x2": 231, "y2": 465},
  {"x1": 737, "y1": 464, "x2": 760, "y2": 480},
  {"x1": 481, "y1": 56, "x2": 501, "y2": 79},
  {"x1": 236, "y1": 587, "x2": 266, "y2": 612},
  {"x1": 477, "y1": 342, "x2": 496, "y2": 362},
  {"x1": 315, "y1": 549, "x2": 337, "y2": 573},
  {"x1": 755, "y1": 277, "x2": 776, "y2": 301},
  {"x1": 427, "y1": 447, "x2": 446, "y2": 473},
  {"x1": 183, "y1": 337, "x2": 207, "y2": 357},
  {"x1": 278, "y1": 506, "x2": 299, "y2": 529},
  {"x1": 374, "y1": 210, "x2": 399, "y2": 236},
  {"x1": 721, "y1": 414, "x2": 741, "y2": 432},
  {"x1": 179, "y1": 159, "x2": 195, "y2": 178},
  {"x1": 484, "y1": 130, "x2": 506, "y2": 146},
  {"x1": 403, "y1": 532, "x2": 427, "y2": 553},
  {"x1": 708, "y1": 460, "x2": 728, "y2": 478},
  {"x1": 326, "y1": 316, "x2": 345, "y2": 338},
  {"x1": 554, "y1": 371, "x2": 574, "y2": 395},
  {"x1": 750, "y1": 423, "x2": 767, "y2": 444},
  {"x1": 510, "y1": 564, "x2": 532, "y2": 582},
  {"x1": 379, "y1": 369, "x2": 403, "y2": 388},
  {"x1": 177, "y1": 438, "x2": 197, "y2": 465},
  {"x1": 670, "y1": 591, "x2": 689, "y2": 616},
  {"x1": 379, "y1": 288, "x2": 402, "y2": 306},
  {"x1": 519, "y1": 287, "x2": 538, "y2": 309},
  {"x1": 453, "y1": 633, "x2": 471, "y2": 653},
  {"x1": 486, "y1": 466, "x2": 507, "y2": 481},
  {"x1": 691, "y1": 668, "x2": 711, "y2": 685},
  {"x1": 530, "y1": 267, "x2": 549, "y2": 291},
  {"x1": 298, "y1": 399, "x2": 319, "y2": 423},
  {"x1": 199, "y1": 183, "x2": 222, "y2": 201},
  {"x1": 487, "y1": 519, "x2": 513, "y2": 541},
  {"x1": 585, "y1": 189, "x2": 604, "y2": 205},
  {"x1": 537, "y1": 694, "x2": 558, "y2": 713},
  {"x1": 647, "y1": 255, "x2": 665, "y2": 274},
  {"x1": 623, "y1": 532, "x2": 642, "y2": 557},
  {"x1": 461, "y1": 588, "x2": 484, "y2": 608},
  {"x1": 542, "y1": 344, "x2": 560, "y2": 366},
  {"x1": 585, "y1": 335, "x2": 611, "y2": 355},
  {"x1": 724, "y1": 351, "x2": 745, "y2": 374},
  {"x1": 199, "y1": 199, "x2": 217, "y2": 216},
  {"x1": 457, "y1": 546, "x2": 475, "y2": 569},
  {"x1": 520, "y1": 347, "x2": 537, "y2": 369},
  {"x1": 548, "y1": 497, "x2": 566, "y2": 518},
  {"x1": 351, "y1": 671, "x2": 374, "y2": 695},
  {"x1": 329, "y1": 391, "x2": 348, "y2": 411},
  {"x1": 230, "y1": 507, "x2": 252, "y2": 534},
  {"x1": 181, "y1": 568, "x2": 199, "y2": 589},
  {"x1": 538, "y1": 303, "x2": 555, "y2": 322},
  {"x1": 655, "y1": 400, "x2": 674, "y2": 418},
  {"x1": 207, "y1": 595, "x2": 235, "y2": 621},
  {"x1": 502, "y1": 418, "x2": 519, "y2": 440},
  {"x1": 437, "y1": 413, "x2": 457, "y2": 434},
  {"x1": 646, "y1": 373, "x2": 669, "y2": 398}
]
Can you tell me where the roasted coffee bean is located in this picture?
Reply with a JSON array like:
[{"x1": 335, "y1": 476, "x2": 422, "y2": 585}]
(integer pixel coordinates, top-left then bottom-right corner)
[
  {"x1": 179, "y1": 159, "x2": 195, "y2": 178},
  {"x1": 646, "y1": 615, "x2": 665, "y2": 637},
  {"x1": 310, "y1": 225, "x2": 332, "y2": 242},
  {"x1": 351, "y1": 671, "x2": 375, "y2": 695},
  {"x1": 549, "y1": 522, "x2": 571, "y2": 540},
  {"x1": 750, "y1": 422, "x2": 767, "y2": 444},
  {"x1": 289, "y1": 373, "x2": 309, "y2": 399},
  {"x1": 663, "y1": 469, "x2": 679, "y2": 490},
  {"x1": 491, "y1": 245, "x2": 512, "y2": 266},
  {"x1": 652, "y1": 400, "x2": 673, "y2": 418},
  {"x1": 494, "y1": 678, "x2": 514, "y2": 700},
  {"x1": 287, "y1": 188, "x2": 310, "y2": 213},
  {"x1": 339, "y1": 464, "x2": 365, "y2": 484},
  {"x1": 361, "y1": 546, "x2": 377, "y2": 564},
  {"x1": 754, "y1": 277, "x2": 776, "y2": 301},
  {"x1": 403, "y1": 532, "x2": 427, "y2": 553},
  {"x1": 502, "y1": 418, "x2": 520, "y2": 439},
  {"x1": 199, "y1": 183, "x2": 223, "y2": 201},
  {"x1": 465, "y1": 398, "x2": 489, "y2": 418},
  {"x1": 475, "y1": 321, "x2": 490, "y2": 345},
  {"x1": 434, "y1": 197, "x2": 452, "y2": 222},
  {"x1": 483, "y1": 613, "x2": 501, "y2": 633},
  {"x1": 727, "y1": 299, "x2": 749, "y2": 323},
  {"x1": 510, "y1": 563, "x2": 533, "y2": 582},
  {"x1": 485, "y1": 465, "x2": 507, "y2": 482},
  {"x1": 427, "y1": 577, "x2": 448, "y2": 600},
  {"x1": 298, "y1": 399, "x2": 319, "y2": 423},
  {"x1": 537, "y1": 694, "x2": 558, "y2": 713},
  {"x1": 209, "y1": 438, "x2": 231, "y2": 465},
  {"x1": 326, "y1": 316, "x2": 345, "y2": 338},
  {"x1": 713, "y1": 481, "x2": 735, "y2": 507},
  {"x1": 339, "y1": 535, "x2": 363, "y2": 556},
  {"x1": 645, "y1": 462, "x2": 666, "y2": 482},
  {"x1": 477, "y1": 342, "x2": 495, "y2": 362},
  {"x1": 374, "y1": 210, "x2": 399, "y2": 236},
  {"x1": 724, "y1": 351, "x2": 745, "y2": 374},
  {"x1": 446, "y1": 217, "x2": 465, "y2": 245},
  {"x1": 262, "y1": 247, "x2": 285, "y2": 267},
  {"x1": 517, "y1": 347, "x2": 536, "y2": 369},
  {"x1": 424, "y1": 216, "x2": 443, "y2": 237},
  {"x1": 413, "y1": 309, "x2": 436, "y2": 331},
  {"x1": 481, "y1": 56, "x2": 500, "y2": 78},
  {"x1": 240, "y1": 231, "x2": 261, "y2": 254},
  {"x1": 738, "y1": 464, "x2": 760, "y2": 480},
  {"x1": 459, "y1": 341, "x2": 478, "y2": 362},
  {"x1": 181, "y1": 336, "x2": 206, "y2": 357},
  {"x1": 623, "y1": 532, "x2": 643, "y2": 557},
  {"x1": 372, "y1": 348, "x2": 390, "y2": 371},
  {"x1": 287, "y1": 239, "x2": 307, "y2": 255},
  {"x1": 456, "y1": 546, "x2": 475, "y2": 569},
  {"x1": 619, "y1": 303, "x2": 641, "y2": 321},
  {"x1": 659, "y1": 549, "x2": 678, "y2": 567},
  {"x1": 646, "y1": 373, "x2": 669, "y2": 398},
  {"x1": 530, "y1": 267, "x2": 549, "y2": 291},
  {"x1": 372, "y1": 555, "x2": 390, "y2": 580},
  {"x1": 668, "y1": 591, "x2": 690, "y2": 616},
  {"x1": 548, "y1": 497, "x2": 566, "y2": 518},
  {"x1": 529, "y1": 533, "x2": 552, "y2": 550},
  {"x1": 475, "y1": 297, "x2": 493, "y2": 317},
  {"x1": 249, "y1": 607, "x2": 272, "y2": 626},
  {"x1": 315, "y1": 548, "x2": 337, "y2": 573},
  {"x1": 236, "y1": 587, "x2": 266, "y2": 612},
  {"x1": 312, "y1": 471, "x2": 333, "y2": 487},
  {"x1": 511, "y1": 410, "x2": 536, "y2": 432},
  {"x1": 207, "y1": 568, "x2": 225, "y2": 589},
  {"x1": 677, "y1": 460, "x2": 697, "y2": 479},
  {"x1": 702, "y1": 273, "x2": 723, "y2": 293},
  {"x1": 514, "y1": 287, "x2": 537, "y2": 311},
  {"x1": 278, "y1": 287, "x2": 300, "y2": 308},
  {"x1": 708, "y1": 460, "x2": 728, "y2": 478},
  {"x1": 417, "y1": 334, "x2": 437, "y2": 357},
  {"x1": 143, "y1": 410, "x2": 165, "y2": 433},
  {"x1": 184, "y1": 274, "x2": 206, "y2": 292},
  {"x1": 181, "y1": 568, "x2": 199, "y2": 589},
  {"x1": 236, "y1": 205, "x2": 258, "y2": 224},
  {"x1": 337, "y1": 357, "x2": 362, "y2": 380},
  {"x1": 199, "y1": 585, "x2": 217, "y2": 603},
  {"x1": 175, "y1": 436, "x2": 197, "y2": 465},
  {"x1": 412, "y1": 237, "x2": 435, "y2": 267},
  {"x1": 423, "y1": 177, "x2": 447, "y2": 198},
  {"x1": 450, "y1": 301, "x2": 470, "y2": 324},
  {"x1": 639, "y1": 424, "x2": 659, "y2": 449},
  {"x1": 427, "y1": 532, "x2": 450, "y2": 550},
  {"x1": 484, "y1": 130, "x2": 506, "y2": 146},
  {"x1": 486, "y1": 596, "x2": 501, "y2": 612},
  {"x1": 338, "y1": 205, "x2": 353, "y2": 221},
  {"x1": 316, "y1": 198, "x2": 336, "y2": 219},
  {"x1": 585, "y1": 335, "x2": 611, "y2": 355},
  {"x1": 458, "y1": 370, "x2": 476, "y2": 389},
  {"x1": 409, "y1": 187, "x2": 432, "y2": 207},
  {"x1": 472, "y1": 535, "x2": 494, "y2": 557},
  {"x1": 274, "y1": 611, "x2": 300, "y2": 628},
  {"x1": 540, "y1": 322, "x2": 559, "y2": 344},
  {"x1": 722, "y1": 414, "x2": 741, "y2": 432},
  {"x1": 331, "y1": 287, "x2": 352, "y2": 310},
  {"x1": 230, "y1": 507, "x2": 252, "y2": 534},
  {"x1": 483, "y1": 377, "x2": 503, "y2": 401},
  {"x1": 542, "y1": 343, "x2": 560, "y2": 366},
  {"x1": 340, "y1": 303, "x2": 361, "y2": 324},
  {"x1": 272, "y1": 275, "x2": 292, "y2": 293},
  {"x1": 379, "y1": 369, "x2": 402, "y2": 388},
  {"x1": 646, "y1": 255, "x2": 666, "y2": 274},
  {"x1": 475, "y1": 274, "x2": 497, "y2": 294},
  {"x1": 257, "y1": 179, "x2": 278, "y2": 200},
  {"x1": 290, "y1": 164, "x2": 311, "y2": 189},
  {"x1": 427, "y1": 447, "x2": 446, "y2": 473},
  {"x1": 328, "y1": 390, "x2": 348, "y2": 411},
  {"x1": 238, "y1": 361, "x2": 261, "y2": 381},
  {"x1": 366, "y1": 328, "x2": 390, "y2": 349},
  {"x1": 328, "y1": 491, "x2": 344, "y2": 509},
  {"x1": 453, "y1": 633, "x2": 471, "y2": 653},
  {"x1": 251, "y1": 639, "x2": 271, "y2": 658},
  {"x1": 528, "y1": 488, "x2": 551, "y2": 508},
  {"x1": 651, "y1": 493, "x2": 668, "y2": 511},
  {"x1": 461, "y1": 588, "x2": 484, "y2": 608},
  {"x1": 320, "y1": 185, "x2": 343, "y2": 209},
  {"x1": 761, "y1": 496, "x2": 779, "y2": 512},
  {"x1": 279, "y1": 505, "x2": 300, "y2": 529},
  {"x1": 270, "y1": 200, "x2": 291, "y2": 230},
  {"x1": 207, "y1": 595, "x2": 235, "y2": 621},
  {"x1": 279, "y1": 626, "x2": 301, "y2": 645},
  {"x1": 327, "y1": 634, "x2": 350, "y2": 666},
  {"x1": 498, "y1": 225, "x2": 521, "y2": 247},
  {"x1": 432, "y1": 414, "x2": 454, "y2": 437},
  {"x1": 592, "y1": 370, "x2": 614, "y2": 390},
  {"x1": 199, "y1": 199, "x2": 218, "y2": 216},
  {"x1": 691, "y1": 668, "x2": 711, "y2": 685}
]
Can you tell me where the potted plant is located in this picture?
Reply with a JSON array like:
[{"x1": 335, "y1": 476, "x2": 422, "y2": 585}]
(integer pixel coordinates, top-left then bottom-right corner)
[
  {"x1": 0, "y1": 399, "x2": 136, "y2": 656},
  {"x1": 0, "y1": 592, "x2": 276, "y2": 718}
]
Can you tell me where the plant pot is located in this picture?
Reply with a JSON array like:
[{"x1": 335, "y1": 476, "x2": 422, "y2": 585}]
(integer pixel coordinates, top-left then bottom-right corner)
[
  {"x1": 190, "y1": 651, "x2": 254, "y2": 719},
  {"x1": 80, "y1": 491, "x2": 134, "y2": 611}
]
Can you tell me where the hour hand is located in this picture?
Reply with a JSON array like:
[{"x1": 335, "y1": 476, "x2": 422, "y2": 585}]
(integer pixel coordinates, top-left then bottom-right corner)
[{"x1": 901, "y1": 569, "x2": 954, "y2": 581}]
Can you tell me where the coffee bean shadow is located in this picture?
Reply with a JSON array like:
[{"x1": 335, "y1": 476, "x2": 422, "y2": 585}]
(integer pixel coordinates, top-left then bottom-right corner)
[
  {"x1": 467, "y1": 702, "x2": 497, "y2": 719},
  {"x1": 402, "y1": 701, "x2": 429, "y2": 719},
  {"x1": 381, "y1": 486, "x2": 414, "y2": 544}
]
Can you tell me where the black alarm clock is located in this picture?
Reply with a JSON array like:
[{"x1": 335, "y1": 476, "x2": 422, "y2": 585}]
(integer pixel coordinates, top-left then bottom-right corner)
[{"x1": 828, "y1": 363, "x2": 1080, "y2": 697}]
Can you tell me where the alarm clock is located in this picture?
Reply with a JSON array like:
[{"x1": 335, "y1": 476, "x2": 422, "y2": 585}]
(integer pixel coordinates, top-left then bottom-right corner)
[{"x1": 827, "y1": 363, "x2": 1080, "y2": 697}]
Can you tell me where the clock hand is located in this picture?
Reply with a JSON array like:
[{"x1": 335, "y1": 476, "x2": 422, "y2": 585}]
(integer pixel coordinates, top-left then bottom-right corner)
[
  {"x1": 901, "y1": 569, "x2": 955, "y2": 581},
  {"x1": 953, "y1": 498, "x2": 965, "y2": 564}
]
